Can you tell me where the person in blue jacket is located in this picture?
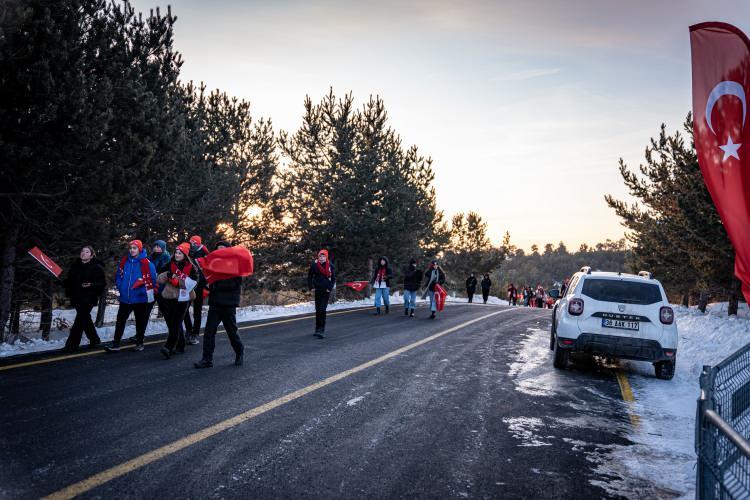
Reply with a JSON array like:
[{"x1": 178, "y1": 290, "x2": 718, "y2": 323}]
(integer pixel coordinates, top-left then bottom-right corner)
[{"x1": 105, "y1": 240, "x2": 157, "y2": 352}]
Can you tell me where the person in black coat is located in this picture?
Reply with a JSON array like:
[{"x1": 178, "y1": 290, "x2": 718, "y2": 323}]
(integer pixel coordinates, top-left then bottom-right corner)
[
  {"x1": 195, "y1": 241, "x2": 245, "y2": 368},
  {"x1": 481, "y1": 274, "x2": 492, "y2": 304},
  {"x1": 307, "y1": 249, "x2": 336, "y2": 338},
  {"x1": 63, "y1": 246, "x2": 105, "y2": 352},
  {"x1": 187, "y1": 235, "x2": 209, "y2": 345},
  {"x1": 422, "y1": 260, "x2": 446, "y2": 319},
  {"x1": 402, "y1": 259, "x2": 423, "y2": 317},
  {"x1": 466, "y1": 273, "x2": 478, "y2": 303}
]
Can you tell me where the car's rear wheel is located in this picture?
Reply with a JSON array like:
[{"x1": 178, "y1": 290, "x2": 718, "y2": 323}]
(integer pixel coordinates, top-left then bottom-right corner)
[
  {"x1": 553, "y1": 338, "x2": 569, "y2": 369},
  {"x1": 654, "y1": 359, "x2": 676, "y2": 380}
]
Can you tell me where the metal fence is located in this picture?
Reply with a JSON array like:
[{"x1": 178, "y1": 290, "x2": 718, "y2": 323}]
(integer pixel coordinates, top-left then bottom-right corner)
[{"x1": 696, "y1": 342, "x2": 750, "y2": 499}]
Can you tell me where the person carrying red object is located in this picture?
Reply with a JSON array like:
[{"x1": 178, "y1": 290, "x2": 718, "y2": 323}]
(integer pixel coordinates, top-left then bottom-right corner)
[
  {"x1": 307, "y1": 249, "x2": 335, "y2": 338},
  {"x1": 422, "y1": 260, "x2": 446, "y2": 319}
]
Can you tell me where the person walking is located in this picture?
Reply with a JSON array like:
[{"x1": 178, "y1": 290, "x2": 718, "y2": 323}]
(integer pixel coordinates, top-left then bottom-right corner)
[
  {"x1": 481, "y1": 274, "x2": 492, "y2": 304},
  {"x1": 507, "y1": 283, "x2": 518, "y2": 306},
  {"x1": 535, "y1": 284, "x2": 545, "y2": 309},
  {"x1": 403, "y1": 259, "x2": 422, "y2": 317},
  {"x1": 194, "y1": 241, "x2": 245, "y2": 368},
  {"x1": 105, "y1": 240, "x2": 157, "y2": 352},
  {"x1": 159, "y1": 243, "x2": 196, "y2": 359},
  {"x1": 63, "y1": 246, "x2": 105, "y2": 352},
  {"x1": 466, "y1": 273, "x2": 478, "y2": 303},
  {"x1": 307, "y1": 249, "x2": 335, "y2": 338},
  {"x1": 370, "y1": 256, "x2": 393, "y2": 315},
  {"x1": 187, "y1": 235, "x2": 209, "y2": 345},
  {"x1": 149, "y1": 240, "x2": 171, "y2": 322},
  {"x1": 422, "y1": 260, "x2": 446, "y2": 319}
]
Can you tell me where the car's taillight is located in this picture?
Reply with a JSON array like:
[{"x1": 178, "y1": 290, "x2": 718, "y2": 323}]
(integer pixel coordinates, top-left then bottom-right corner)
[
  {"x1": 660, "y1": 306, "x2": 674, "y2": 325},
  {"x1": 568, "y1": 298, "x2": 584, "y2": 316}
]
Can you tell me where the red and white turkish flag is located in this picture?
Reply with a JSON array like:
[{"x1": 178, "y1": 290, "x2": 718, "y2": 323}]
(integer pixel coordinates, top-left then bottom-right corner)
[
  {"x1": 343, "y1": 281, "x2": 368, "y2": 292},
  {"x1": 691, "y1": 22, "x2": 750, "y2": 303},
  {"x1": 28, "y1": 246, "x2": 63, "y2": 278}
]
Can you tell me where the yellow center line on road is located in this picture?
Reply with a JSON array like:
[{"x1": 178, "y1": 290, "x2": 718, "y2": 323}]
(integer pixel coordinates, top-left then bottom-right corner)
[
  {"x1": 614, "y1": 368, "x2": 641, "y2": 428},
  {"x1": 0, "y1": 307, "x2": 368, "y2": 372},
  {"x1": 42, "y1": 307, "x2": 518, "y2": 500}
]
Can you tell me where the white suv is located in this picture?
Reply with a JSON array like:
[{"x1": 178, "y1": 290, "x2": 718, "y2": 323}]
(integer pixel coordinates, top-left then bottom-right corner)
[{"x1": 550, "y1": 267, "x2": 678, "y2": 380}]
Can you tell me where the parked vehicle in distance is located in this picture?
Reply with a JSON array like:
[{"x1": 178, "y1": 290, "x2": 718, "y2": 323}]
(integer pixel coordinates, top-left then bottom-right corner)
[{"x1": 550, "y1": 267, "x2": 678, "y2": 380}]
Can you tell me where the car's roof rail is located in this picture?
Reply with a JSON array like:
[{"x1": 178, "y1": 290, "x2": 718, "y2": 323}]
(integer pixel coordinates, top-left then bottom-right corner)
[
  {"x1": 579, "y1": 266, "x2": 592, "y2": 274},
  {"x1": 638, "y1": 270, "x2": 653, "y2": 279}
]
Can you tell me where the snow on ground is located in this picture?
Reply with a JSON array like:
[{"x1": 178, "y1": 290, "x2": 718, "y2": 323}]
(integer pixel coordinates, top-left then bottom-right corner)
[
  {"x1": 506, "y1": 301, "x2": 750, "y2": 498},
  {"x1": 615, "y1": 302, "x2": 750, "y2": 498},
  {"x1": 1, "y1": 291, "x2": 511, "y2": 358}
]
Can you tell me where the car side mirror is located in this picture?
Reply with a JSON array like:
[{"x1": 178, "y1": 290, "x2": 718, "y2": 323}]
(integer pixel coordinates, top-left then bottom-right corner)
[{"x1": 548, "y1": 289, "x2": 561, "y2": 299}]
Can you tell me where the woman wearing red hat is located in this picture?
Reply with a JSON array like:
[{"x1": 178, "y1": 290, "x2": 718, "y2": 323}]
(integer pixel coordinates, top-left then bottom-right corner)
[
  {"x1": 307, "y1": 249, "x2": 335, "y2": 338},
  {"x1": 105, "y1": 240, "x2": 157, "y2": 352},
  {"x1": 159, "y1": 243, "x2": 197, "y2": 359}
]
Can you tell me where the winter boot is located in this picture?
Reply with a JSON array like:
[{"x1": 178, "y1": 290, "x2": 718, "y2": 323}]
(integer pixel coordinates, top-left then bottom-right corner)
[
  {"x1": 235, "y1": 352, "x2": 244, "y2": 366},
  {"x1": 385, "y1": 305, "x2": 390, "y2": 314},
  {"x1": 160, "y1": 347, "x2": 171, "y2": 359},
  {"x1": 373, "y1": 307, "x2": 381, "y2": 315},
  {"x1": 405, "y1": 308, "x2": 409, "y2": 316},
  {"x1": 194, "y1": 359, "x2": 213, "y2": 369},
  {"x1": 410, "y1": 309, "x2": 415, "y2": 317},
  {"x1": 430, "y1": 311, "x2": 436, "y2": 319}
]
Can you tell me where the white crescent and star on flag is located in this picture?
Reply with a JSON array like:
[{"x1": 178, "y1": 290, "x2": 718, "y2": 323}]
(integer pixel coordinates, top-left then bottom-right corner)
[{"x1": 705, "y1": 80, "x2": 746, "y2": 162}]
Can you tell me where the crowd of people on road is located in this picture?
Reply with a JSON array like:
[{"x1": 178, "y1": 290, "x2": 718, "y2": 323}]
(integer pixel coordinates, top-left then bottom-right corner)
[
  {"x1": 62, "y1": 237, "x2": 569, "y2": 365},
  {"x1": 63, "y1": 236, "x2": 243, "y2": 368}
]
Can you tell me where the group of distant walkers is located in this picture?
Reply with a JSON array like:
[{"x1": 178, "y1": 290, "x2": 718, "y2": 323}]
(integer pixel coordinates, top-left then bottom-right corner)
[
  {"x1": 308, "y1": 253, "x2": 448, "y2": 339},
  {"x1": 62, "y1": 237, "x2": 566, "y2": 364},
  {"x1": 63, "y1": 236, "x2": 243, "y2": 368}
]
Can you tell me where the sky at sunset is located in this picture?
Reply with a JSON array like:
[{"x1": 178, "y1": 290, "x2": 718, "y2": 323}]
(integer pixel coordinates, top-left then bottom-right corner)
[{"x1": 131, "y1": 0, "x2": 750, "y2": 249}]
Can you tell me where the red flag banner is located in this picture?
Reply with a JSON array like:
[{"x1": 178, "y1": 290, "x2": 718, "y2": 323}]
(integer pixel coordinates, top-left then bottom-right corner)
[
  {"x1": 196, "y1": 246, "x2": 254, "y2": 285},
  {"x1": 343, "y1": 281, "x2": 369, "y2": 292},
  {"x1": 28, "y1": 246, "x2": 63, "y2": 278},
  {"x1": 690, "y1": 22, "x2": 750, "y2": 303},
  {"x1": 435, "y1": 284, "x2": 447, "y2": 312}
]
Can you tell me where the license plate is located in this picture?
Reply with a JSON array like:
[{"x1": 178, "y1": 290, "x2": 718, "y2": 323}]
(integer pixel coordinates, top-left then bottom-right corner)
[{"x1": 602, "y1": 318, "x2": 639, "y2": 331}]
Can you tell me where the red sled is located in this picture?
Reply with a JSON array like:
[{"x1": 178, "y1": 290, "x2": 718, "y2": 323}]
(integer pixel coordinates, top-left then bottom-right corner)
[
  {"x1": 343, "y1": 281, "x2": 369, "y2": 292},
  {"x1": 434, "y1": 284, "x2": 447, "y2": 312}
]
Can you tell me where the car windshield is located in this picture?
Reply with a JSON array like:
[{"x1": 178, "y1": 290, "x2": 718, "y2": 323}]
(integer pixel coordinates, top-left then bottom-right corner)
[{"x1": 581, "y1": 278, "x2": 662, "y2": 305}]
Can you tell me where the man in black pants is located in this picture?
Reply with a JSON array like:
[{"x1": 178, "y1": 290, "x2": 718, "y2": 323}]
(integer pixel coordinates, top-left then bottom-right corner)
[
  {"x1": 195, "y1": 241, "x2": 244, "y2": 368},
  {"x1": 308, "y1": 249, "x2": 335, "y2": 338}
]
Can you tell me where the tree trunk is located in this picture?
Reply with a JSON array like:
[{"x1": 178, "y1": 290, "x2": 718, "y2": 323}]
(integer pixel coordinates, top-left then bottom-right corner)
[
  {"x1": 95, "y1": 291, "x2": 107, "y2": 328},
  {"x1": 40, "y1": 276, "x2": 53, "y2": 340},
  {"x1": 681, "y1": 290, "x2": 689, "y2": 308},
  {"x1": 698, "y1": 290, "x2": 709, "y2": 313},
  {"x1": 0, "y1": 222, "x2": 19, "y2": 343},
  {"x1": 728, "y1": 277, "x2": 740, "y2": 316},
  {"x1": 8, "y1": 292, "x2": 21, "y2": 343}
]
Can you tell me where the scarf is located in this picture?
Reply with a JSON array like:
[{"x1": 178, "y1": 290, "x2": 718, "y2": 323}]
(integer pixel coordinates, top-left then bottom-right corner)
[
  {"x1": 316, "y1": 260, "x2": 331, "y2": 279},
  {"x1": 375, "y1": 267, "x2": 387, "y2": 284},
  {"x1": 169, "y1": 260, "x2": 193, "y2": 286}
]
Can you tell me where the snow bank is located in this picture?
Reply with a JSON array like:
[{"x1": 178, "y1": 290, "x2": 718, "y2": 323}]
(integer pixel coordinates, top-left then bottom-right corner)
[{"x1": 617, "y1": 302, "x2": 750, "y2": 498}]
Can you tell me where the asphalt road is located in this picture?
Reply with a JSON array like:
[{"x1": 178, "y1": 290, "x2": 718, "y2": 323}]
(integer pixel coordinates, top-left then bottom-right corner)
[{"x1": 0, "y1": 303, "x2": 636, "y2": 499}]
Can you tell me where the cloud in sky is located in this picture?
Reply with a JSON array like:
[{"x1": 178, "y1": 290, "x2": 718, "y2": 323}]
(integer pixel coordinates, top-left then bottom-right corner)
[{"x1": 131, "y1": 0, "x2": 750, "y2": 249}]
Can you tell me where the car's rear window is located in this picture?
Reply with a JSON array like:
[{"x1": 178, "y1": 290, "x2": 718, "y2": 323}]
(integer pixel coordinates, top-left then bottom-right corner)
[{"x1": 581, "y1": 278, "x2": 662, "y2": 305}]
